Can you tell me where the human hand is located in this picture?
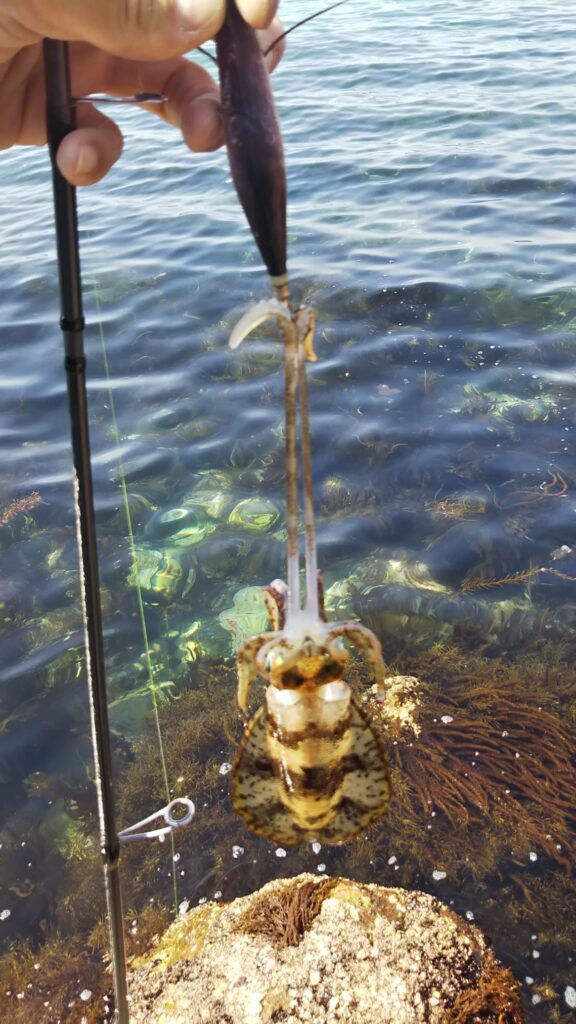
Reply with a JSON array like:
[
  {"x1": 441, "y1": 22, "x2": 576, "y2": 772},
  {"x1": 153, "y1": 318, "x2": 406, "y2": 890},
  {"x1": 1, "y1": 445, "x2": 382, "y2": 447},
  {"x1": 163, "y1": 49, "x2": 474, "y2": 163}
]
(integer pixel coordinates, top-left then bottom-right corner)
[{"x1": 0, "y1": 0, "x2": 283, "y2": 186}]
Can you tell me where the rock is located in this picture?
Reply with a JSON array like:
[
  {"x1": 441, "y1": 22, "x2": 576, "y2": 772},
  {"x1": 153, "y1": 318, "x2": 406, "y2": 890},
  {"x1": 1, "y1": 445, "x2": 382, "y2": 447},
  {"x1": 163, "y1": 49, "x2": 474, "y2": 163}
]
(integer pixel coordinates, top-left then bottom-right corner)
[{"x1": 128, "y1": 874, "x2": 524, "y2": 1024}]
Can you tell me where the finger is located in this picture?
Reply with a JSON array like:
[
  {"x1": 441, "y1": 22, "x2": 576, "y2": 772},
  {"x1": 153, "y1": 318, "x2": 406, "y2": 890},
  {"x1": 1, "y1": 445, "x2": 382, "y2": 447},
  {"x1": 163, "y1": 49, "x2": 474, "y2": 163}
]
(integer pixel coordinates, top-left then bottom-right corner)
[
  {"x1": 70, "y1": 48, "x2": 223, "y2": 151},
  {"x1": 235, "y1": 0, "x2": 279, "y2": 29},
  {"x1": 23, "y1": 0, "x2": 278, "y2": 58},
  {"x1": 23, "y1": 0, "x2": 226, "y2": 59},
  {"x1": 55, "y1": 105, "x2": 123, "y2": 186}
]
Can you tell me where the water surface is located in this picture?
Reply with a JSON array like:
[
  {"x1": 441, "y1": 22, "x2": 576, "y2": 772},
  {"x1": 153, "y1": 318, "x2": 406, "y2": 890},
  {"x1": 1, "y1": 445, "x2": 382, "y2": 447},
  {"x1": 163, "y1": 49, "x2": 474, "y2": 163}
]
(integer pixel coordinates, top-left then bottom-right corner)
[{"x1": 0, "y1": 1, "x2": 575, "y2": 1019}]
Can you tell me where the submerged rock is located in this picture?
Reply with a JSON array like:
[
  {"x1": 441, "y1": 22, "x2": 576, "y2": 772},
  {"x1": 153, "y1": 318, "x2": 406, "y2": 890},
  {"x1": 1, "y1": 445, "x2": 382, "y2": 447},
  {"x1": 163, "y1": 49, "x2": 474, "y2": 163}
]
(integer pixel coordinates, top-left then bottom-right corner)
[{"x1": 128, "y1": 874, "x2": 524, "y2": 1024}]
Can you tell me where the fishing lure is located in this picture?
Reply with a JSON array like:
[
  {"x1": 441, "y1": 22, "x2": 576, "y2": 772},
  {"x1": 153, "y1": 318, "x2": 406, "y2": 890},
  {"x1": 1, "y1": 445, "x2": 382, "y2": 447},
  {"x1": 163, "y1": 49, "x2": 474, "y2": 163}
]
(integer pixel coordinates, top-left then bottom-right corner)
[
  {"x1": 215, "y1": 0, "x2": 347, "y2": 301},
  {"x1": 216, "y1": 1, "x2": 390, "y2": 844}
]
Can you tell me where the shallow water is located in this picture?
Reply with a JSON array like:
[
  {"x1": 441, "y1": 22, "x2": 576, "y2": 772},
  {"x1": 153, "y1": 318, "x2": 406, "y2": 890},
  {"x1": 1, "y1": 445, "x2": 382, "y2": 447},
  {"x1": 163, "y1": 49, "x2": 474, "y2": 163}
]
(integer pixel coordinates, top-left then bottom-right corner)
[{"x1": 0, "y1": 0, "x2": 575, "y2": 1019}]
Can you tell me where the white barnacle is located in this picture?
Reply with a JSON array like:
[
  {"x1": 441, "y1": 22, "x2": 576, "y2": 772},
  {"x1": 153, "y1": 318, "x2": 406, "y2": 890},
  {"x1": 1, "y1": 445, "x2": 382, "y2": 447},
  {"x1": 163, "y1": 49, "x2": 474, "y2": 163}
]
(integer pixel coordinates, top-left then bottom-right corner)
[{"x1": 564, "y1": 986, "x2": 576, "y2": 1009}]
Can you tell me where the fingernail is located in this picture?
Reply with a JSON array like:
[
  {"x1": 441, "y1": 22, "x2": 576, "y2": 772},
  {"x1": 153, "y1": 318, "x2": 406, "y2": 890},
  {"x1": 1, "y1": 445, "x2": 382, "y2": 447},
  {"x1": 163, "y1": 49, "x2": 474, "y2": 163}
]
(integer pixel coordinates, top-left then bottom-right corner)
[
  {"x1": 75, "y1": 145, "x2": 99, "y2": 176},
  {"x1": 175, "y1": 0, "x2": 220, "y2": 32}
]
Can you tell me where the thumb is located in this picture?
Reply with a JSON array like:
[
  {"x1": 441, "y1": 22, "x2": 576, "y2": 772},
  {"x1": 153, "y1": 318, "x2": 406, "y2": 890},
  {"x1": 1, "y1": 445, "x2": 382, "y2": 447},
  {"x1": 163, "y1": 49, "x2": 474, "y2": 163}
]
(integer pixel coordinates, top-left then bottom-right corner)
[{"x1": 24, "y1": 0, "x2": 226, "y2": 59}]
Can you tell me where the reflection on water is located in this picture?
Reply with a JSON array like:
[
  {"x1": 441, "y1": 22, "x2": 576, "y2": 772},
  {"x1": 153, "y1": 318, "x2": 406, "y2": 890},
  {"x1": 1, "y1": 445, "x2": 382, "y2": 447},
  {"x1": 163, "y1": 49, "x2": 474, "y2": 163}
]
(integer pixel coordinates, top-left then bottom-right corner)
[{"x1": 0, "y1": 0, "x2": 575, "y2": 1020}]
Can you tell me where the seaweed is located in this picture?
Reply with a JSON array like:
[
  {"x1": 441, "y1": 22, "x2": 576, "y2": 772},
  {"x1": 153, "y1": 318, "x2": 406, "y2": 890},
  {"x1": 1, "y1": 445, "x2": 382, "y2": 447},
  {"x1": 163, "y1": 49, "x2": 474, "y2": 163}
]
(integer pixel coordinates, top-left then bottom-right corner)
[
  {"x1": 444, "y1": 948, "x2": 524, "y2": 1024},
  {"x1": 0, "y1": 491, "x2": 42, "y2": 528},
  {"x1": 0, "y1": 933, "x2": 110, "y2": 1024},
  {"x1": 235, "y1": 876, "x2": 337, "y2": 947},
  {"x1": 461, "y1": 565, "x2": 576, "y2": 595},
  {"x1": 1, "y1": 645, "x2": 573, "y2": 1020},
  {"x1": 361, "y1": 645, "x2": 576, "y2": 876},
  {"x1": 0, "y1": 904, "x2": 172, "y2": 1024},
  {"x1": 113, "y1": 664, "x2": 244, "y2": 907}
]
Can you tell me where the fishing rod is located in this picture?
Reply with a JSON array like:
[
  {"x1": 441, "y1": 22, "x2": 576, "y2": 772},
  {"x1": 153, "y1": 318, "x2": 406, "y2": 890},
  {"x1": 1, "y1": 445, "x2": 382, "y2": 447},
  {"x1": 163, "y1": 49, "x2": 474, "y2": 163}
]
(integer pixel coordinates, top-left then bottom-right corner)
[
  {"x1": 42, "y1": 39, "x2": 194, "y2": 1023},
  {"x1": 42, "y1": 38, "x2": 130, "y2": 1024}
]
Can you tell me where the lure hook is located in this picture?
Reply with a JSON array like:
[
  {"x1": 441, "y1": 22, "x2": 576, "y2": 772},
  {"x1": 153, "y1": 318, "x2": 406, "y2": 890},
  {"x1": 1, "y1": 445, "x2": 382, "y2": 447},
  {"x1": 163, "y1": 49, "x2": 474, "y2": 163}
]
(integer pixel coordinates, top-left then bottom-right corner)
[{"x1": 73, "y1": 92, "x2": 166, "y2": 106}]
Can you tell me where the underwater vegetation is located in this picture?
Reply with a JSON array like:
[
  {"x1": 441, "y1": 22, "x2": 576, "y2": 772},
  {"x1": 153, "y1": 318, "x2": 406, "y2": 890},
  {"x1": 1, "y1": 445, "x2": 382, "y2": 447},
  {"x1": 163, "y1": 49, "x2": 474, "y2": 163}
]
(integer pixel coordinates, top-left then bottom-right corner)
[
  {"x1": 0, "y1": 636, "x2": 574, "y2": 1020},
  {"x1": 363, "y1": 646, "x2": 576, "y2": 874},
  {"x1": 444, "y1": 947, "x2": 524, "y2": 1024},
  {"x1": 0, "y1": 903, "x2": 171, "y2": 1024},
  {"x1": 0, "y1": 932, "x2": 110, "y2": 1024},
  {"x1": 2, "y1": 279, "x2": 576, "y2": 1022},
  {"x1": 459, "y1": 562, "x2": 576, "y2": 597},
  {"x1": 0, "y1": 491, "x2": 42, "y2": 530}
]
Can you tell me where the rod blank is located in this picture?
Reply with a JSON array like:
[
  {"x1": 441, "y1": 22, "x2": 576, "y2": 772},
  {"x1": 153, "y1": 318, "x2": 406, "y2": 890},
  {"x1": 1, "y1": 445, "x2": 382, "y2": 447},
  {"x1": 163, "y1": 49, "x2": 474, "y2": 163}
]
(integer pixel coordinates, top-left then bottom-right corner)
[{"x1": 43, "y1": 38, "x2": 129, "y2": 1024}]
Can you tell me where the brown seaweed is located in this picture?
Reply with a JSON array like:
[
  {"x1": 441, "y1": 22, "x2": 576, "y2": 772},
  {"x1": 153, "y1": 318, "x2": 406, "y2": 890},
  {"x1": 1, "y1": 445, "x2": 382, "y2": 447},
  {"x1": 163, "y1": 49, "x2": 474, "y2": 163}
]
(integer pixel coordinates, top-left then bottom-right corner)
[
  {"x1": 0, "y1": 491, "x2": 42, "y2": 528},
  {"x1": 364, "y1": 646, "x2": 576, "y2": 873},
  {"x1": 460, "y1": 564, "x2": 576, "y2": 594},
  {"x1": 235, "y1": 876, "x2": 338, "y2": 947},
  {"x1": 0, "y1": 934, "x2": 110, "y2": 1024},
  {"x1": 444, "y1": 948, "x2": 524, "y2": 1024}
]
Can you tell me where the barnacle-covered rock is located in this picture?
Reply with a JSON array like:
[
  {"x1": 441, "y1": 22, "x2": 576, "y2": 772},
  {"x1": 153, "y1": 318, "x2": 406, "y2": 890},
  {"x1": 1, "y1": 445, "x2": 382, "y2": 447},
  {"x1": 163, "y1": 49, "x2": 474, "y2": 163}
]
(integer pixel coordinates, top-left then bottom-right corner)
[
  {"x1": 128, "y1": 874, "x2": 524, "y2": 1024},
  {"x1": 366, "y1": 674, "x2": 424, "y2": 739}
]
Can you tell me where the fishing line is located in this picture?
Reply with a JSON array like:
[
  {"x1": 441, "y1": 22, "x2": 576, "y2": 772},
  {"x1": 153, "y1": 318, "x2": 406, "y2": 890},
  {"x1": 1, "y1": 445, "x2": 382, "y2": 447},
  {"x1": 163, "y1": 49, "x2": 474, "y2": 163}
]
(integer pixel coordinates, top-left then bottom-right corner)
[
  {"x1": 92, "y1": 280, "x2": 180, "y2": 912},
  {"x1": 198, "y1": 0, "x2": 352, "y2": 64},
  {"x1": 263, "y1": 0, "x2": 351, "y2": 55}
]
